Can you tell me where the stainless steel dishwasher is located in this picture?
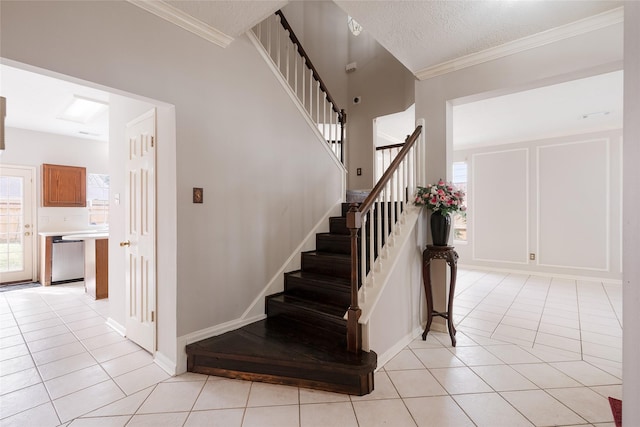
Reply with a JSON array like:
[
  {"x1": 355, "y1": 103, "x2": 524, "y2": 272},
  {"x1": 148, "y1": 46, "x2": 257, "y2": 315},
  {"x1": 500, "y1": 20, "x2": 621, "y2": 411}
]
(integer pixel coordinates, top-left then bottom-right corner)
[{"x1": 51, "y1": 236, "x2": 84, "y2": 283}]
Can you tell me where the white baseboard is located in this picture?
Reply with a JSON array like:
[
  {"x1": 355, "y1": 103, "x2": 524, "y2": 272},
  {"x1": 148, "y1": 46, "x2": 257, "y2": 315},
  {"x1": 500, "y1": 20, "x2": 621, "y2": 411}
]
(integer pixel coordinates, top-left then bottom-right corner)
[
  {"x1": 106, "y1": 318, "x2": 126, "y2": 336},
  {"x1": 375, "y1": 327, "x2": 423, "y2": 371},
  {"x1": 154, "y1": 351, "x2": 177, "y2": 376},
  {"x1": 458, "y1": 263, "x2": 623, "y2": 285}
]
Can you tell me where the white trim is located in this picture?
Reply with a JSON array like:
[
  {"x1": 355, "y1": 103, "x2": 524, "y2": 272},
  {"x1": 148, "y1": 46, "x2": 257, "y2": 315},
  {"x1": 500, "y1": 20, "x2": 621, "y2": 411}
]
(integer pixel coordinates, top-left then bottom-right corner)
[
  {"x1": 471, "y1": 257, "x2": 530, "y2": 266},
  {"x1": 3, "y1": 164, "x2": 38, "y2": 282},
  {"x1": 127, "y1": 0, "x2": 234, "y2": 48},
  {"x1": 471, "y1": 148, "x2": 530, "y2": 265},
  {"x1": 374, "y1": 327, "x2": 423, "y2": 371},
  {"x1": 458, "y1": 263, "x2": 622, "y2": 285},
  {"x1": 415, "y1": 7, "x2": 624, "y2": 81},
  {"x1": 106, "y1": 317, "x2": 126, "y2": 336},
  {"x1": 239, "y1": 199, "x2": 343, "y2": 320},
  {"x1": 619, "y1": 135, "x2": 624, "y2": 274},
  {"x1": 536, "y1": 138, "x2": 611, "y2": 272},
  {"x1": 247, "y1": 30, "x2": 347, "y2": 174},
  {"x1": 154, "y1": 351, "x2": 177, "y2": 376}
]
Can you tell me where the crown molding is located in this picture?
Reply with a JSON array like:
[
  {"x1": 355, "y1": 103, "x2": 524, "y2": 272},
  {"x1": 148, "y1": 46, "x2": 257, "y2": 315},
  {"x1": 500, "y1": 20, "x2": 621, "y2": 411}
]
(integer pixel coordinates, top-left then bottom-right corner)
[
  {"x1": 415, "y1": 6, "x2": 624, "y2": 81},
  {"x1": 127, "y1": 0, "x2": 234, "y2": 48}
]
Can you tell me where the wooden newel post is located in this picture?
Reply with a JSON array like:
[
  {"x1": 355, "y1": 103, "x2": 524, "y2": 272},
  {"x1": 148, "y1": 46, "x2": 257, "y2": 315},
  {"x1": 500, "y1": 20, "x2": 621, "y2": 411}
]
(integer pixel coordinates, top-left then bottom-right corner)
[{"x1": 346, "y1": 204, "x2": 362, "y2": 353}]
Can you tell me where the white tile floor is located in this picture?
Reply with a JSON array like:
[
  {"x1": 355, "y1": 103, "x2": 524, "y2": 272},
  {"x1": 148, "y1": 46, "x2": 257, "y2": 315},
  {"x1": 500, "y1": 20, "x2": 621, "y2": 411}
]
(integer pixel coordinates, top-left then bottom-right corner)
[{"x1": 0, "y1": 269, "x2": 621, "y2": 426}]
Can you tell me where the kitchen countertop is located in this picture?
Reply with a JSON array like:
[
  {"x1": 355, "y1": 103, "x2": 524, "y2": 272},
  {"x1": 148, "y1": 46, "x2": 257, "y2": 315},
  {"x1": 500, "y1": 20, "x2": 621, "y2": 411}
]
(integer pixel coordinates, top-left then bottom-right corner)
[
  {"x1": 38, "y1": 230, "x2": 109, "y2": 237},
  {"x1": 62, "y1": 233, "x2": 109, "y2": 240}
]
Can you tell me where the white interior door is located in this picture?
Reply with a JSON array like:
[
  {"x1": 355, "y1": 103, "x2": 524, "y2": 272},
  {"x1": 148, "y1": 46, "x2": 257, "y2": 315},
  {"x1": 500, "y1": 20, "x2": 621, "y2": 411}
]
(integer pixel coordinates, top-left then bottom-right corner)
[
  {"x1": 123, "y1": 109, "x2": 156, "y2": 353},
  {"x1": 0, "y1": 166, "x2": 35, "y2": 284}
]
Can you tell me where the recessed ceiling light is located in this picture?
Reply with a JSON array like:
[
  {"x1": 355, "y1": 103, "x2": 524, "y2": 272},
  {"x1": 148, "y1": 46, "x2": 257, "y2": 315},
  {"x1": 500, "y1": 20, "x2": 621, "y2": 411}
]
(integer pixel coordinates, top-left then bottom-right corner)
[
  {"x1": 59, "y1": 95, "x2": 108, "y2": 123},
  {"x1": 581, "y1": 111, "x2": 610, "y2": 119}
]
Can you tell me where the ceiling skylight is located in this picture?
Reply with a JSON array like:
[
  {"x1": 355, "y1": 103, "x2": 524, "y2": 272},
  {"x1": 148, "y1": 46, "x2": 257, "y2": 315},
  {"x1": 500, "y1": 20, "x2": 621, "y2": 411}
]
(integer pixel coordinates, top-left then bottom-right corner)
[{"x1": 58, "y1": 95, "x2": 108, "y2": 124}]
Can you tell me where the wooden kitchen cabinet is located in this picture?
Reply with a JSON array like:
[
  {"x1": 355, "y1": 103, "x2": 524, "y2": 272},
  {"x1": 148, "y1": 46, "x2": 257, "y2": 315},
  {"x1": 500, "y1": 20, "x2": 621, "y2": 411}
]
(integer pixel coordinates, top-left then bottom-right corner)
[{"x1": 42, "y1": 164, "x2": 86, "y2": 207}]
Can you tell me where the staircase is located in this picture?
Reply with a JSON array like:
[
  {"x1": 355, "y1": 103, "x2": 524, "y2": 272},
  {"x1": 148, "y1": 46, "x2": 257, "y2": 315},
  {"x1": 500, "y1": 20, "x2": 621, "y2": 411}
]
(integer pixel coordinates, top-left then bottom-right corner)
[{"x1": 185, "y1": 202, "x2": 377, "y2": 396}]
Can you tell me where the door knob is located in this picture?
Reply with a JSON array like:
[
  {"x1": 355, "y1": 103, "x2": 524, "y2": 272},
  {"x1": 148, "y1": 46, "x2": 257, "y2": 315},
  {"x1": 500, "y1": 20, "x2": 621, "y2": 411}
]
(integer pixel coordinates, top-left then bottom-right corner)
[
  {"x1": 24, "y1": 231, "x2": 31, "y2": 237},
  {"x1": 120, "y1": 240, "x2": 131, "y2": 247}
]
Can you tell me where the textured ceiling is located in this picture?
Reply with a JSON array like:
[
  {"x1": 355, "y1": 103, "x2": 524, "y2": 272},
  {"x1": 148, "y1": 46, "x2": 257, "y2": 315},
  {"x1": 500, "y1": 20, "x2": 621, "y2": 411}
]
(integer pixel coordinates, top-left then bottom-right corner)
[
  {"x1": 165, "y1": 0, "x2": 287, "y2": 38},
  {"x1": 332, "y1": 0, "x2": 622, "y2": 74}
]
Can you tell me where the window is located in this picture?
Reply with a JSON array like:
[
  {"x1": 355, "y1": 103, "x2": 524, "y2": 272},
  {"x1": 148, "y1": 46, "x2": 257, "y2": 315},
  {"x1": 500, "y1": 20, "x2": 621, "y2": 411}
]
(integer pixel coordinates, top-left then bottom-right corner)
[
  {"x1": 87, "y1": 173, "x2": 109, "y2": 226},
  {"x1": 453, "y1": 162, "x2": 467, "y2": 242}
]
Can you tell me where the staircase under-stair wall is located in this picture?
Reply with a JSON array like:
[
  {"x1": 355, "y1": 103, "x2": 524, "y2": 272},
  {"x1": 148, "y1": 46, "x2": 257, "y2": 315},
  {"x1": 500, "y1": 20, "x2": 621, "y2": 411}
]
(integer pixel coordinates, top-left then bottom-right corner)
[{"x1": 186, "y1": 202, "x2": 377, "y2": 395}]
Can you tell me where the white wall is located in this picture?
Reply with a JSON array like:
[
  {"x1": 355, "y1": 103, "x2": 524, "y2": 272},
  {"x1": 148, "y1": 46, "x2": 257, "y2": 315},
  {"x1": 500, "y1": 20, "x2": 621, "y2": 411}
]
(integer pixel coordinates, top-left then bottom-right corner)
[
  {"x1": 623, "y1": 2, "x2": 640, "y2": 424},
  {"x1": 0, "y1": 0, "x2": 343, "y2": 370},
  {"x1": 2, "y1": 127, "x2": 108, "y2": 232},
  {"x1": 455, "y1": 129, "x2": 622, "y2": 281},
  {"x1": 367, "y1": 222, "x2": 424, "y2": 365}
]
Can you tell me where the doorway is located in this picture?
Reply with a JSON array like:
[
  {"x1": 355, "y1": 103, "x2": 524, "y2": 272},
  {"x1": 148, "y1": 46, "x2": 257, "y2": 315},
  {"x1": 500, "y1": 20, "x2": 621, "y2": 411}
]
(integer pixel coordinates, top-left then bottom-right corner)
[
  {"x1": 1, "y1": 61, "x2": 176, "y2": 370},
  {"x1": 0, "y1": 165, "x2": 36, "y2": 284}
]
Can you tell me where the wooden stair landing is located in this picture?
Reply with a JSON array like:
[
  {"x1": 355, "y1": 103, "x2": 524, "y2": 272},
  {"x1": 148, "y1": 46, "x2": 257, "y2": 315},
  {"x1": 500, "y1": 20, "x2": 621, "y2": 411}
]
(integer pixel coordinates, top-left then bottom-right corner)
[{"x1": 186, "y1": 317, "x2": 377, "y2": 395}]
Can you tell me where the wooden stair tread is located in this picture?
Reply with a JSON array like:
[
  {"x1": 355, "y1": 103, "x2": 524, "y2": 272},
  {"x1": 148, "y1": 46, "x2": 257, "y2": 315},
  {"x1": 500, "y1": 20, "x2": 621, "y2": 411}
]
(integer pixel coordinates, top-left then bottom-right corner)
[
  {"x1": 303, "y1": 250, "x2": 351, "y2": 259},
  {"x1": 285, "y1": 270, "x2": 351, "y2": 289},
  {"x1": 268, "y1": 293, "x2": 347, "y2": 318}
]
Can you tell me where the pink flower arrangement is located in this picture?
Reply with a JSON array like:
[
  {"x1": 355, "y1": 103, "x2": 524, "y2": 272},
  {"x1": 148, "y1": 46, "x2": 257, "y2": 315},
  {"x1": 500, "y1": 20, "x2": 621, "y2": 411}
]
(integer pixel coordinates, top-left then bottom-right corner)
[{"x1": 414, "y1": 179, "x2": 466, "y2": 216}]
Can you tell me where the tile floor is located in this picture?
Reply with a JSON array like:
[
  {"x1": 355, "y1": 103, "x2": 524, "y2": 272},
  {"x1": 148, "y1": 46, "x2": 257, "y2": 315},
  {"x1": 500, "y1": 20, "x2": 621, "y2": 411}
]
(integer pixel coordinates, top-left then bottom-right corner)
[{"x1": 0, "y1": 269, "x2": 622, "y2": 426}]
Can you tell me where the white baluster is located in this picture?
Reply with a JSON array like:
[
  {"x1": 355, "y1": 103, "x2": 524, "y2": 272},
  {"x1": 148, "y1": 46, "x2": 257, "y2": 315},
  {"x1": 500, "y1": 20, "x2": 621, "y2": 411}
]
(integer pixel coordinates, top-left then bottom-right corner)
[
  {"x1": 275, "y1": 16, "x2": 281, "y2": 69},
  {"x1": 323, "y1": 94, "x2": 327, "y2": 142},
  {"x1": 360, "y1": 214, "x2": 367, "y2": 289},
  {"x1": 294, "y1": 47, "x2": 298, "y2": 95},
  {"x1": 400, "y1": 157, "x2": 407, "y2": 224},
  {"x1": 383, "y1": 186, "x2": 389, "y2": 257},
  {"x1": 301, "y1": 57, "x2": 306, "y2": 108},
  {"x1": 267, "y1": 17, "x2": 272, "y2": 56},
  {"x1": 316, "y1": 81, "x2": 320, "y2": 124},
  {"x1": 285, "y1": 33, "x2": 290, "y2": 82},
  {"x1": 368, "y1": 209, "x2": 375, "y2": 283},
  {"x1": 376, "y1": 197, "x2": 382, "y2": 270},
  {"x1": 329, "y1": 107, "x2": 334, "y2": 150},
  {"x1": 390, "y1": 174, "x2": 396, "y2": 243},
  {"x1": 309, "y1": 68, "x2": 313, "y2": 116}
]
